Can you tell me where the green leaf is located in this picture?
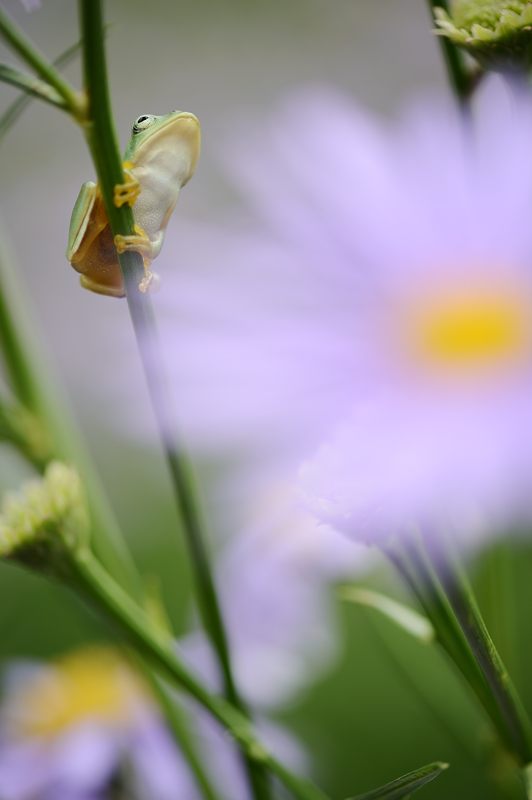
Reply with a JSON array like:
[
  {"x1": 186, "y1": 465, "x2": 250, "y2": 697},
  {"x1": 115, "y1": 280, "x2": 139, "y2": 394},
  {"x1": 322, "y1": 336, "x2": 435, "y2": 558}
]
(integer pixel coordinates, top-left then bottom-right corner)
[
  {"x1": 523, "y1": 762, "x2": 532, "y2": 799},
  {"x1": 0, "y1": 63, "x2": 65, "y2": 107},
  {"x1": 340, "y1": 586, "x2": 435, "y2": 643},
  {"x1": 0, "y1": 37, "x2": 83, "y2": 143},
  {"x1": 347, "y1": 761, "x2": 448, "y2": 800}
]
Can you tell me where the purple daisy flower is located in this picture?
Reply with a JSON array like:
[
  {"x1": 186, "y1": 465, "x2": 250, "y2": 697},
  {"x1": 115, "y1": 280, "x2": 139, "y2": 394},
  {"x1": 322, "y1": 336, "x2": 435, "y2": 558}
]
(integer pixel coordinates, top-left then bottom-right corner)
[
  {"x1": 0, "y1": 646, "x2": 202, "y2": 800},
  {"x1": 153, "y1": 77, "x2": 532, "y2": 548},
  {"x1": 180, "y1": 482, "x2": 369, "y2": 708},
  {"x1": 0, "y1": 626, "x2": 314, "y2": 800}
]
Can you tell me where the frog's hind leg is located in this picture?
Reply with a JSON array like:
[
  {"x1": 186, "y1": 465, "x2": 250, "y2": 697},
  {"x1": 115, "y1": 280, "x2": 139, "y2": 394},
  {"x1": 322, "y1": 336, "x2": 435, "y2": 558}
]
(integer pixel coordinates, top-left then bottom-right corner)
[
  {"x1": 79, "y1": 274, "x2": 125, "y2": 298},
  {"x1": 67, "y1": 181, "x2": 105, "y2": 265},
  {"x1": 114, "y1": 224, "x2": 152, "y2": 259},
  {"x1": 114, "y1": 225, "x2": 159, "y2": 294}
]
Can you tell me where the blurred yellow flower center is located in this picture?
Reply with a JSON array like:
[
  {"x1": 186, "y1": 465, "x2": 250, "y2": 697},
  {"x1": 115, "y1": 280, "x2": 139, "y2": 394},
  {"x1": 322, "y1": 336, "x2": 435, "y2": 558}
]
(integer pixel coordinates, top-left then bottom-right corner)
[
  {"x1": 9, "y1": 646, "x2": 145, "y2": 739},
  {"x1": 404, "y1": 285, "x2": 531, "y2": 371}
]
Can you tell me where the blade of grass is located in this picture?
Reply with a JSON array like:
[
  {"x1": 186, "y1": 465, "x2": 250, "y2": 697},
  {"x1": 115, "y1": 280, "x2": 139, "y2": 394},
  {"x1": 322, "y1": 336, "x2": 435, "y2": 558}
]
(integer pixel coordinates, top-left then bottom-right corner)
[{"x1": 347, "y1": 762, "x2": 448, "y2": 800}]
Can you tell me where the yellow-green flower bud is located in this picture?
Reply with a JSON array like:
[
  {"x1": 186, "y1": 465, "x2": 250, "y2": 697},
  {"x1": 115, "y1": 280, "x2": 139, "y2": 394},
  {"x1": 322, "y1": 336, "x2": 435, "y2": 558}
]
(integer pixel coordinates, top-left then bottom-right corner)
[
  {"x1": 0, "y1": 462, "x2": 89, "y2": 577},
  {"x1": 435, "y1": 1, "x2": 532, "y2": 71}
]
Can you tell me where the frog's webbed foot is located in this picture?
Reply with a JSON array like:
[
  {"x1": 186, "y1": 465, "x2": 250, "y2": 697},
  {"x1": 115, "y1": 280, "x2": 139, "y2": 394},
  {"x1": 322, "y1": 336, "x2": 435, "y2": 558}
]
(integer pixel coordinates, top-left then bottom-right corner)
[
  {"x1": 114, "y1": 225, "x2": 160, "y2": 294},
  {"x1": 114, "y1": 224, "x2": 151, "y2": 258},
  {"x1": 113, "y1": 161, "x2": 141, "y2": 208},
  {"x1": 138, "y1": 270, "x2": 160, "y2": 294}
]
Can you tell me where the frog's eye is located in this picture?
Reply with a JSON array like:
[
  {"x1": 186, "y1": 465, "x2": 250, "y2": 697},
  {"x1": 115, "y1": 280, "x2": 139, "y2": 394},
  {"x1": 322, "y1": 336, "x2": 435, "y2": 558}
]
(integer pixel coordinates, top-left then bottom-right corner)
[{"x1": 133, "y1": 115, "x2": 155, "y2": 133}]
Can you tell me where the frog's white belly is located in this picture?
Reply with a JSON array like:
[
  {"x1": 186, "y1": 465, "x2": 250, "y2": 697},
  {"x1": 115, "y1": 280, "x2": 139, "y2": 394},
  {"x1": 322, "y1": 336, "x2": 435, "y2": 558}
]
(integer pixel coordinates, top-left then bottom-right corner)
[{"x1": 131, "y1": 161, "x2": 183, "y2": 259}]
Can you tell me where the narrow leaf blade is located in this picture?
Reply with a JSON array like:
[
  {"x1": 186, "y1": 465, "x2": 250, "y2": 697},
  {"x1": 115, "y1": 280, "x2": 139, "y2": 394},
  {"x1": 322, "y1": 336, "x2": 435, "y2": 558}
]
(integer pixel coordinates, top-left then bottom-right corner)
[
  {"x1": 0, "y1": 38, "x2": 81, "y2": 142},
  {"x1": 340, "y1": 586, "x2": 435, "y2": 643},
  {"x1": 0, "y1": 63, "x2": 64, "y2": 107},
  {"x1": 347, "y1": 761, "x2": 448, "y2": 800}
]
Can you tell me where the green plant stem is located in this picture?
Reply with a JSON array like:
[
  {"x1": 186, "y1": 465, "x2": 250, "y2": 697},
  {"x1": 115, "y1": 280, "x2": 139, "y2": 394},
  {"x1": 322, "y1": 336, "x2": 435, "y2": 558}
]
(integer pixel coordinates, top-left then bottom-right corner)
[
  {"x1": 0, "y1": 12, "x2": 220, "y2": 788},
  {"x1": 0, "y1": 63, "x2": 66, "y2": 109},
  {"x1": 385, "y1": 543, "x2": 489, "y2": 698},
  {"x1": 78, "y1": 3, "x2": 270, "y2": 798},
  {"x1": 69, "y1": 548, "x2": 329, "y2": 800},
  {"x1": 0, "y1": 400, "x2": 52, "y2": 472},
  {"x1": 0, "y1": 38, "x2": 82, "y2": 143},
  {"x1": 139, "y1": 666, "x2": 222, "y2": 800},
  {"x1": 389, "y1": 533, "x2": 532, "y2": 767},
  {"x1": 0, "y1": 8, "x2": 84, "y2": 119},
  {"x1": 0, "y1": 235, "x2": 139, "y2": 593},
  {"x1": 0, "y1": 241, "x2": 218, "y2": 800},
  {"x1": 426, "y1": 536, "x2": 532, "y2": 766},
  {"x1": 425, "y1": 0, "x2": 474, "y2": 105},
  {"x1": 385, "y1": 540, "x2": 517, "y2": 756},
  {"x1": 0, "y1": 7, "x2": 244, "y2": 794},
  {"x1": 0, "y1": 243, "x2": 46, "y2": 413}
]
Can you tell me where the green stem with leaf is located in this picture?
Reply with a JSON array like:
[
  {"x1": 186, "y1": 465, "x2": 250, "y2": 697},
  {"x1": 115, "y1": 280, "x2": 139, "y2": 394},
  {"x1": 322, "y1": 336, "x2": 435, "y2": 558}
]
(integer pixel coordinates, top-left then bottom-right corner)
[
  {"x1": 0, "y1": 8, "x2": 266, "y2": 797},
  {"x1": 388, "y1": 534, "x2": 532, "y2": 771},
  {"x1": 0, "y1": 24, "x2": 219, "y2": 790},
  {"x1": 0, "y1": 235, "x2": 221, "y2": 800},
  {"x1": 427, "y1": 535, "x2": 532, "y2": 766},
  {"x1": 0, "y1": 8, "x2": 84, "y2": 119},
  {"x1": 67, "y1": 546, "x2": 329, "y2": 800}
]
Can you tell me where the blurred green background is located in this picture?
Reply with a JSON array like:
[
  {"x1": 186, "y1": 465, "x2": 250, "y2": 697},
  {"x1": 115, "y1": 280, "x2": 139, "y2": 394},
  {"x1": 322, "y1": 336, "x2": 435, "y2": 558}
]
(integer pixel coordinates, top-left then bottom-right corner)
[{"x1": 2, "y1": 1, "x2": 532, "y2": 798}]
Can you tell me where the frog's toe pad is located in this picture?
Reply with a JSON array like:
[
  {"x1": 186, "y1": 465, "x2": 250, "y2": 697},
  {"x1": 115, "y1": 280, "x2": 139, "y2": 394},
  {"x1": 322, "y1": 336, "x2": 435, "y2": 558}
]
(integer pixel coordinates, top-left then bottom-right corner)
[
  {"x1": 139, "y1": 270, "x2": 161, "y2": 294},
  {"x1": 114, "y1": 228, "x2": 151, "y2": 258},
  {"x1": 113, "y1": 168, "x2": 141, "y2": 208}
]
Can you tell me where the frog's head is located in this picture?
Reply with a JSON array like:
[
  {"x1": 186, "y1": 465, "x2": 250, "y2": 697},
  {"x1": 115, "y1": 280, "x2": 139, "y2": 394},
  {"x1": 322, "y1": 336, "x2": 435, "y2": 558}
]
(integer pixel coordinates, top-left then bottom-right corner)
[{"x1": 124, "y1": 110, "x2": 201, "y2": 187}]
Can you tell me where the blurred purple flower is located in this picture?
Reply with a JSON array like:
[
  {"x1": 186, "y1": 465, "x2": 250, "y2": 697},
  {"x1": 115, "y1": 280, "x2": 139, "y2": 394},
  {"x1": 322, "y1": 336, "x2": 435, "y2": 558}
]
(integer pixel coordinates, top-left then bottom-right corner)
[
  {"x1": 0, "y1": 646, "x2": 204, "y2": 800},
  {"x1": 154, "y1": 78, "x2": 532, "y2": 547},
  {"x1": 180, "y1": 482, "x2": 370, "y2": 708},
  {"x1": 0, "y1": 631, "x2": 315, "y2": 800}
]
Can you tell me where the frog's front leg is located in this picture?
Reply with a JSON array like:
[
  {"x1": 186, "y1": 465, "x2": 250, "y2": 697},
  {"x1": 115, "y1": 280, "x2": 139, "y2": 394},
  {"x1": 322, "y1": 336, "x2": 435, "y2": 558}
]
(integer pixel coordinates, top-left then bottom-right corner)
[
  {"x1": 113, "y1": 161, "x2": 141, "y2": 208},
  {"x1": 114, "y1": 225, "x2": 159, "y2": 294}
]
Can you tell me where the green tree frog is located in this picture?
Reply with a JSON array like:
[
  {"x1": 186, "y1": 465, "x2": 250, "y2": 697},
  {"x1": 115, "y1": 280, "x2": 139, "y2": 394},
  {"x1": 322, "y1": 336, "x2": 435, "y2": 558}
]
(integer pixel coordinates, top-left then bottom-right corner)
[{"x1": 66, "y1": 110, "x2": 200, "y2": 298}]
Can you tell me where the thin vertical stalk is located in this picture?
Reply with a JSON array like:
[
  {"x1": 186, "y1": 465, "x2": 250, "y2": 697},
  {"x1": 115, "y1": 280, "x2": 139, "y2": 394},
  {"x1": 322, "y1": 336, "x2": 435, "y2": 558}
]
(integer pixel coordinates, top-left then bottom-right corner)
[
  {"x1": 139, "y1": 667, "x2": 222, "y2": 800},
  {"x1": 78, "y1": 3, "x2": 270, "y2": 797}
]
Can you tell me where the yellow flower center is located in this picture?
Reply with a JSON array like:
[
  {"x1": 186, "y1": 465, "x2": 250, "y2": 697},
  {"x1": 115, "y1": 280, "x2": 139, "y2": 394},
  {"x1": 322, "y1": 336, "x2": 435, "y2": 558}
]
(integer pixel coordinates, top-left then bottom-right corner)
[
  {"x1": 401, "y1": 283, "x2": 532, "y2": 374},
  {"x1": 8, "y1": 646, "x2": 146, "y2": 739}
]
